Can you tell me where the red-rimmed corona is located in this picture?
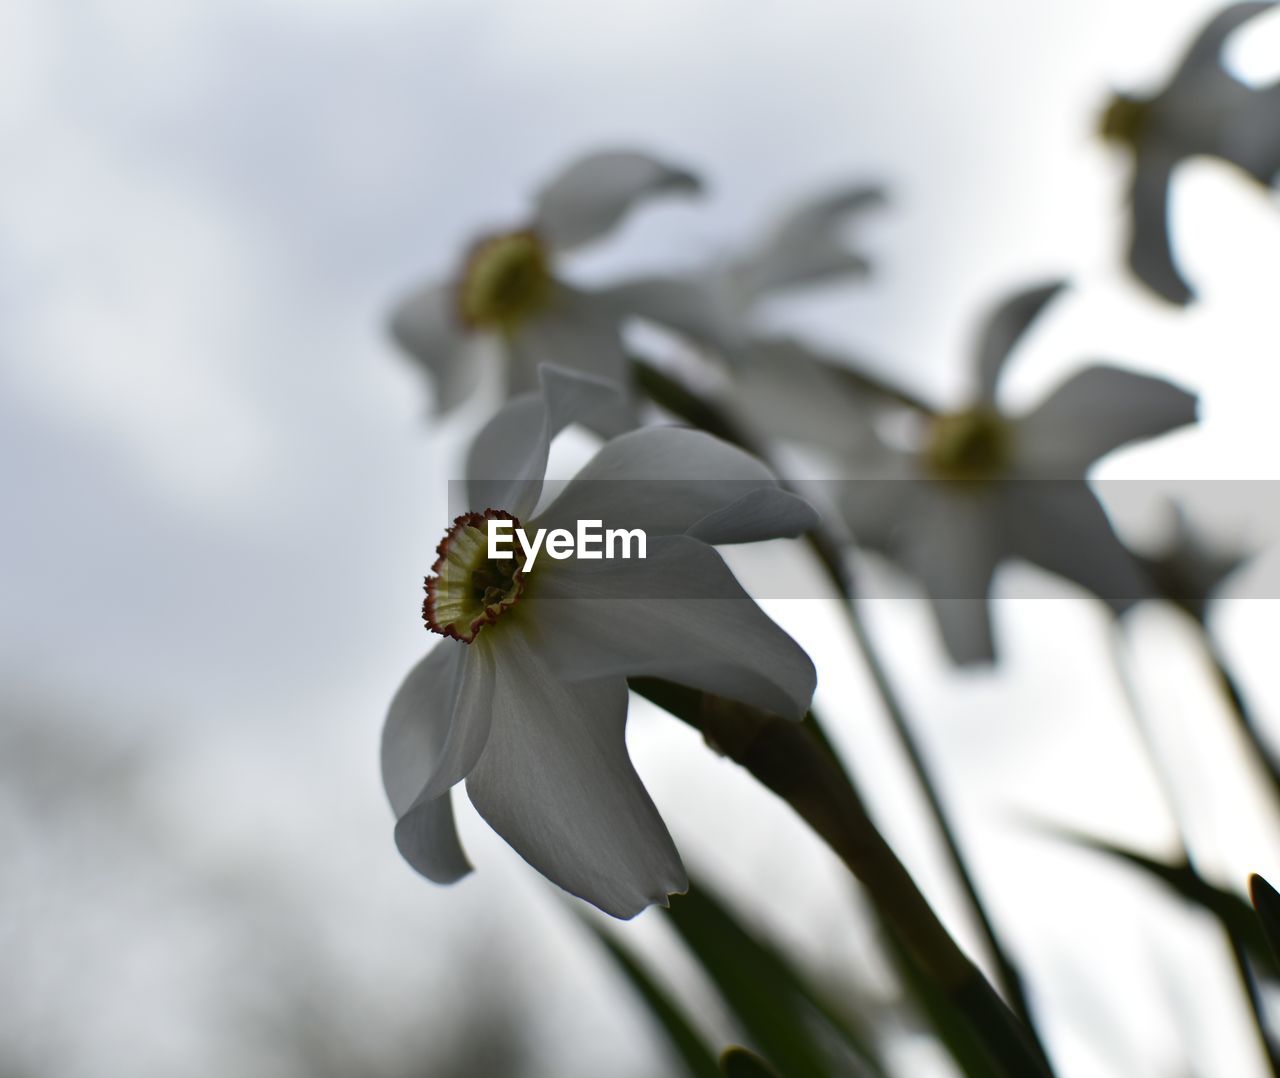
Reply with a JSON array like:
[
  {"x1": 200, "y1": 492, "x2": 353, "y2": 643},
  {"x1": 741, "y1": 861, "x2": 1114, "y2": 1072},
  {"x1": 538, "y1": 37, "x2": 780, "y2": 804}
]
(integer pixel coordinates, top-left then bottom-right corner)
[{"x1": 423, "y1": 509, "x2": 526, "y2": 643}]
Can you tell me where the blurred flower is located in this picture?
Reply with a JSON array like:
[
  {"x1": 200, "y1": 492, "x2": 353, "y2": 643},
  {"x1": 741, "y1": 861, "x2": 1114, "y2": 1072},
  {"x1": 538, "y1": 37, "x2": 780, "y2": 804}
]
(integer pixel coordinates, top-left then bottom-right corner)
[
  {"x1": 831, "y1": 282, "x2": 1199, "y2": 663},
  {"x1": 1100, "y1": 1, "x2": 1280, "y2": 304},
  {"x1": 389, "y1": 150, "x2": 701, "y2": 427},
  {"x1": 602, "y1": 184, "x2": 885, "y2": 359},
  {"x1": 1129, "y1": 501, "x2": 1249, "y2": 623},
  {"x1": 382, "y1": 367, "x2": 817, "y2": 918}
]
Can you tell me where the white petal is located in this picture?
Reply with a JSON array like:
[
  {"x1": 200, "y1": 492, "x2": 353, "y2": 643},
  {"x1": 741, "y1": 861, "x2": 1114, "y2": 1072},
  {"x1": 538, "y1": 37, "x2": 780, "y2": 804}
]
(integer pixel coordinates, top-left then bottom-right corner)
[
  {"x1": 529, "y1": 535, "x2": 817, "y2": 720},
  {"x1": 533, "y1": 150, "x2": 701, "y2": 254},
  {"x1": 465, "y1": 630, "x2": 686, "y2": 919},
  {"x1": 508, "y1": 287, "x2": 637, "y2": 436},
  {"x1": 731, "y1": 337, "x2": 889, "y2": 455},
  {"x1": 466, "y1": 364, "x2": 630, "y2": 518},
  {"x1": 1005, "y1": 481, "x2": 1150, "y2": 613},
  {"x1": 1125, "y1": 150, "x2": 1191, "y2": 305},
  {"x1": 1222, "y1": 85, "x2": 1280, "y2": 184},
  {"x1": 600, "y1": 272, "x2": 741, "y2": 353},
  {"x1": 388, "y1": 282, "x2": 480, "y2": 412},
  {"x1": 974, "y1": 282, "x2": 1067, "y2": 403},
  {"x1": 420, "y1": 638, "x2": 498, "y2": 801},
  {"x1": 909, "y1": 490, "x2": 1003, "y2": 665},
  {"x1": 1018, "y1": 365, "x2": 1198, "y2": 474},
  {"x1": 735, "y1": 184, "x2": 886, "y2": 298},
  {"x1": 534, "y1": 426, "x2": 815, "y2": 544},
  {"x1": 1170, "y1": 2, "x2": 1274, "y2": 85},
  {"x1": 382, "y1": 644, "x2": 472, "y2": 883}
]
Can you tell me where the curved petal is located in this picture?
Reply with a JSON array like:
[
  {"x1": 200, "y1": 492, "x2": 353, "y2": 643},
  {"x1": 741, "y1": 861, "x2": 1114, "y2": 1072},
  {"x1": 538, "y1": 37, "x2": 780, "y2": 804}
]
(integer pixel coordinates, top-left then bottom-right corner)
[
  {"x1": 974, "y1": 282, "x2": 1067, "y2": 403},
  {"x1": 507, "y1": 286, "x2": 636, "y2": 436},
  {"x1": 903, "y1": 487, "x2": 1003, "y2": 665},
  {"x1": 382, "y1": 644, "x2": 472, "y2": 883},
  {"x1": 731, "y1": 337, "x2": 898, "y2": 455},
  {"x1": 1126, "y1": 149, "x2": 1192, "y2": 305},
  {"x1": 466, "y1": 364, "x2": 630, "y2": 518},
  {"x1": 529, "y1": 535, "x2": 817, "y2": 720},
  {"x1": 1018, "y1": 365, "x2": 1198, "y2": 475},
  {"x1": 533, "y1": 150, "x2": 701, "y2": 254},
  {"x1": 534, "y1": 426, "x2": 816, "y2": 544},
  {"x1": 388, "y1": 282, "x2": 480, "y2": 412},
  {"x1": 1171, "y1": 2, "x2": 1275, "y2": 86},
  {"x1": 1004, "y1": 480, "x2": 1152, "y2": 613},
  {"x1": 1224, "y1": 83, "x2": 1280, "y2": 184},
  {"x1": 599, "y1": 272, "x2": 740, "y2": 353},
  {"x1": 465, "y1": 630, "x2": 686, "y2": 919},
  {"x1": 735, "y1": 184, "x2": 886, "y2": 298},
  {"x1": 420, "y1": 637, "x2": 497, "y2": 801}
]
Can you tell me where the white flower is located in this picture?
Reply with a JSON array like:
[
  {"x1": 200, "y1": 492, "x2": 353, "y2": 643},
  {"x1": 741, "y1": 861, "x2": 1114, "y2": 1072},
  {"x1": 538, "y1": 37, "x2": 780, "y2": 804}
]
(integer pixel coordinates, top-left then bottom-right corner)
[
  {"x1": 1130, "y1": 501, "x2": 1249, "y2": 623},
  {"x1": 601, "y1": 184, "x2": 885, "y2": 359},
  {"x1": 823, "y1": 283, "x2": 1197, "y2": 663},
  {"x1": 389, "y1": 150, "x2": 701, "y2": 427},
  {"x1": 382, "y1": 367, "x2": 818, "y2": 918},
  {"x1": 1101, "y1": 2, "x2": 1280, "y2": 304}
]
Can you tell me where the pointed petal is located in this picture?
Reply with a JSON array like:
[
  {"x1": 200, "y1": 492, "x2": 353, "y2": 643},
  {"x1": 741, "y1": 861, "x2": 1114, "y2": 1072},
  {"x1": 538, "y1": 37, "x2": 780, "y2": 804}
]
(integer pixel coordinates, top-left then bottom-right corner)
[
  {"x1": 730, "y1": 337, "x2": 883, "y2": 454},
  {"x1": 907, "y1": 488, "x2": 1002, "y2": 665},
  {"x1": 736, "y1": 184, "x2": 886, "y2": 298},
  {"x1": 534, "y1": 426, "x2": 816, "y2": 544},
  {"x1": 1224, "y1": 83, "x2": 1280, "y2": 184},
  {"x1": 1126, "y1": 150, "x2": 1193, "y2": 305},
  {"x1": 507, "y1": 287, "x2": 637, "y2": 436},
  {"x1": 465, "y1": 631, "x2": 686, "y2": 919},
  {"x1": 1172, "y1": 2, "x2": 1275, "y2": 83},
  {"x1": 420, "y1": 638, "x2": 497, "y2": 801},
  {"x1": 533, "y1": 150, "x2": 701, "y2": 254},
  {"x1": 599, "y1": 272, "x2": 740, "y2": 353},
  {"x1": 382, "y1": 644, "x2": 472, "y2": 883},
  {"x1": 466, "y1": 364, "x2": 630, "y2": 518},
  {"x1": 388, "y1": 283, "x2": 479, "y2": 412},
  {"x1": 530, "y1": 535, "x2": 817, "y2": 720},
  {"x1": 974, "y1": 282, "x2": 1067, "y2": 402},
  {"x1": 1018, "y1": 365, "x2": 1198, "y2": 474},
  {"x1": 1005, "y1": 481, "x2": 1151, "y2": 613}
]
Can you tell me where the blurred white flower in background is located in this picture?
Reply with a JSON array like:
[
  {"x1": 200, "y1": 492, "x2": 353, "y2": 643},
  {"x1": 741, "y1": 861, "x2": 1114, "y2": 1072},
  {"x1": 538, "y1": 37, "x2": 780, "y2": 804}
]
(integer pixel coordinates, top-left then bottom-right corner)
[
  {"x1": 388, "y1": 150, "x2": 700, "y2": 429},
  {"x1": 601, "y1": 184, "x2": 885, "y2": 360},
  {"x1": 382, "y1": 367, "x2": 817, "y2": 918},
  {"x1": 1101, "y1": 1, "x2": 1280, "y2": 303}
]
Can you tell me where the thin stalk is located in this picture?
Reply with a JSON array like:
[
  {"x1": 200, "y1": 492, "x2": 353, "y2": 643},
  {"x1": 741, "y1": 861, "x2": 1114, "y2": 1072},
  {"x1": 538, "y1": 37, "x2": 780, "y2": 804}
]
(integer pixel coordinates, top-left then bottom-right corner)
[
  {"x1": 634, "y1": 358, "x2": 1047, "y2": 1053},
  {"x1": 1108, "y1": 625, "x2": 1280, "y2": 1076},
  {"x1": 1199, "y1": 626, "x2": 1280, "y2": 810},
  {"x1": 632, "y1": 678, "x2": 1052, "y2": 1078}
]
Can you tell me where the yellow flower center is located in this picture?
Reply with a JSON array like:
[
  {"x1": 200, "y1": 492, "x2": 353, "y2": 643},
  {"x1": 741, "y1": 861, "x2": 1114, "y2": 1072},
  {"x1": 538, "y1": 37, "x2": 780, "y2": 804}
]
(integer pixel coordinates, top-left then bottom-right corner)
[
  {"x1": 1099, "y1": 92, "x2": 1152, "y2": 148},
  {"x1": 423, "y1": 510, "x2": 526, "y2": 643},
  {"x1": 456, "y1": 230, "x2": 553, "y2": 332},
  {"x1": 925, "y1": 408, "x2": 1011, "y2": 482}
]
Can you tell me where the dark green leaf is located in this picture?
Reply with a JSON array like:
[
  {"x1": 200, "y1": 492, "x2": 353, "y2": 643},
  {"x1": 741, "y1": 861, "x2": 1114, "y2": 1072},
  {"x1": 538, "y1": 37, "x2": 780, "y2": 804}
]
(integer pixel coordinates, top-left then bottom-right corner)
[
  {"x1": 576, "y1": 913, "x2": 722, "y2": 1078},
  {"x1": 720, "y1": 1046, "x2": 781, "y2": 1078},
  {"x1": 1249, "y1": 874, "x2": 1280, "y2": 967},
  {"x1": 666, "y1": 876, "x2": 885, "y2": 1077}
]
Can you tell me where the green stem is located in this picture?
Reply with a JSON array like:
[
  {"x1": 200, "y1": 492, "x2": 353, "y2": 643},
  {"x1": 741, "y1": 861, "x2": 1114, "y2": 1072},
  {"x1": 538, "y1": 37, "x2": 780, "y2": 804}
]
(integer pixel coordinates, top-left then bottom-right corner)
[
  {"x1": 1108, "y1": 625, "x2": 1280, "y2": 1076},
  {"x1": 1199, "y1": 627, "x2": 1280, "y2": 810},
  {"x1": 632, "y1": 679, "x2": 1052, "y2": 1078},
  {"x1": 634, "y1": 358, "x2": 1048, "y2": 1053}
]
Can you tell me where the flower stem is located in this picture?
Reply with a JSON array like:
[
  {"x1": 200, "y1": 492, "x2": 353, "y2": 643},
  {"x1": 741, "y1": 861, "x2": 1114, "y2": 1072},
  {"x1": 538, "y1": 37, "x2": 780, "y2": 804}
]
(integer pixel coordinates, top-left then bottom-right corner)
[
  {"x1": 633, "y1": 357, "x2": 1047, "y2": 1049},
  {"x1": 1107, "y1": 625, "x2": 1280, "y2": 1075},
  {"x1": 1198, "y1": 626, "x2": 1280, "y2": 810},
  {"x1": 631, "y1": 678, "x2": 1052, "y2": 1078}
]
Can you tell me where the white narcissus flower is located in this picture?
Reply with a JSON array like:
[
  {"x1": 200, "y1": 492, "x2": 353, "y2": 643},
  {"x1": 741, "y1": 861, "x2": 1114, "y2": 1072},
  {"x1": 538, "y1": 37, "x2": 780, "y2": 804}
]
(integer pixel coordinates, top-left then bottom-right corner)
[
  {"x1": 601, "y1": 184, "x2": 885, "y2": 359},
  {"x1": 825, "y1": 283, "x2": 1198, "y2": 664},
  {"x1": 1101, "y1": 1, "x2": 1280, "y2": 304},
  {"x1": 382, "y1": 367, "x2": 818, "y2": 918},
  {"x1": 389, "y1": 150, "x2": 701, "y2": 428}
]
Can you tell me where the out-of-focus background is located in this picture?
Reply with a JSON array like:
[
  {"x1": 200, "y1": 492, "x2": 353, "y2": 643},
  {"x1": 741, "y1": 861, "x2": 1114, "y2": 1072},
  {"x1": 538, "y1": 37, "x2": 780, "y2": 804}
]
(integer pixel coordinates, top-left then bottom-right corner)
[{"x1": 6, "y1": 1, "x2": 1280, "y2": 1074}]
